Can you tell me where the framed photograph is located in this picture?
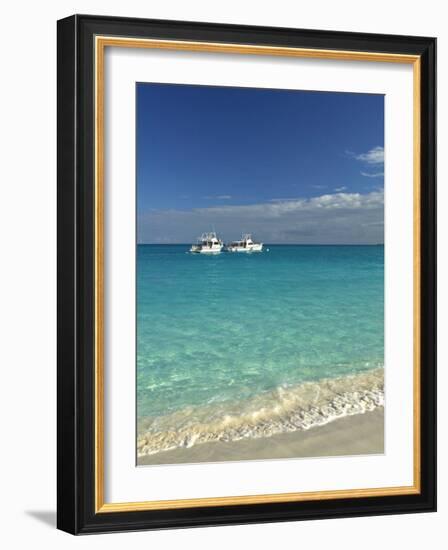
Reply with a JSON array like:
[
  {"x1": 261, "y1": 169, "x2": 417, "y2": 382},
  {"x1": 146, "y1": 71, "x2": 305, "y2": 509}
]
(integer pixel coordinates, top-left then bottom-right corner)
[{"x1": 57, "y1": 15, "x2": 436, "y2": 534}]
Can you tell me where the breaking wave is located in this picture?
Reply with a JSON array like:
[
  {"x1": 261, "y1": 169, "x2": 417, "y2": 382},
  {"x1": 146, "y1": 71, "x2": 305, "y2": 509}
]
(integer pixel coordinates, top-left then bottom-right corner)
[{"x1": 137, "y1": 368, "x2": 384, "y2": 457}]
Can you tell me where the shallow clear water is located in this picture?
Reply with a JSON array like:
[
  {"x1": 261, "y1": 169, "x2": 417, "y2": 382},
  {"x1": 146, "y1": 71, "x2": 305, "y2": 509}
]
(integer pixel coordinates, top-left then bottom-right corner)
[{"x1": 137, "y1": 244, "x2": 384, "y2": 440}]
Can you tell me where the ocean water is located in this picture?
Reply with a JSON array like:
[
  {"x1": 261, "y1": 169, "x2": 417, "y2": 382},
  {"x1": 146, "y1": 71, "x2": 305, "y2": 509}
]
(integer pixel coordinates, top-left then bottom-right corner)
[{"x1": 137, "y1": 245, "x2": 384, "y2": 456}]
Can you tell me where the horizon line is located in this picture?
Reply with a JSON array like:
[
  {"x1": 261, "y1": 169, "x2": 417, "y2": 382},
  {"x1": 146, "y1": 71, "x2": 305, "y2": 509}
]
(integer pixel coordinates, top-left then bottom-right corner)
[{"x1": 137, "y1": 242, "x2": 385, "y2": 246}]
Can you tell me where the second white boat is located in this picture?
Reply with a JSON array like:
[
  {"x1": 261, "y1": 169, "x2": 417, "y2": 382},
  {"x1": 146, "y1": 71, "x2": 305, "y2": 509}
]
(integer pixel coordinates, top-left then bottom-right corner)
[{"x1": 226, "y1": 234, "x2": 263, "y2": 252}]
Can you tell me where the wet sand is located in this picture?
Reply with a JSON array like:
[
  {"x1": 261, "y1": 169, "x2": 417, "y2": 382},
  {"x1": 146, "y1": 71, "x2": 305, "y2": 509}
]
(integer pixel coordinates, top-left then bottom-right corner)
[{"x1": 138, "y1": 408, "x2": 384, "y2": 466}]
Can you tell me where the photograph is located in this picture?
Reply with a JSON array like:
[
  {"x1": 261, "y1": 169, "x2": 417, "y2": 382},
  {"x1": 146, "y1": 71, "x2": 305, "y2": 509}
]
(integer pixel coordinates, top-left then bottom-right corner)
[{"x1": 136, "y1": 83, "x2": 385, "y2": 466}]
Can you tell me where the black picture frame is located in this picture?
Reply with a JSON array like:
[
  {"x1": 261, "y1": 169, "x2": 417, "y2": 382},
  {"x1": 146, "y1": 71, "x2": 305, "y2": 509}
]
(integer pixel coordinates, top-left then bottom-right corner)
[{"x1": 57, "y1": 14, "x2": 436, "y2": 535}]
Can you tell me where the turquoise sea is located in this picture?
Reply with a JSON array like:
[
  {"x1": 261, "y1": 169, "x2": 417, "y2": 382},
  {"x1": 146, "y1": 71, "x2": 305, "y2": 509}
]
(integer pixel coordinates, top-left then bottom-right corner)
[{"x1": 137, "y1": 245, "x2": 384, "y2": 456}]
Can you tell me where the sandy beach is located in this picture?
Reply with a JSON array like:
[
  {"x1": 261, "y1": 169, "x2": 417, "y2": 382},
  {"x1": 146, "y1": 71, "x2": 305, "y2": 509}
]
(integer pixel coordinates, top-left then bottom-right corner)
[{"x1": 138, "y1": 408, "x2": 384, "y2": 466}]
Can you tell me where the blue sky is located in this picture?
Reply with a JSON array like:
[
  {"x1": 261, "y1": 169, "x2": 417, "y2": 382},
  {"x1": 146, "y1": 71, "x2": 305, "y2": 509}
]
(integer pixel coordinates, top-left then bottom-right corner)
[{"x1": 137, "y1": 83, "x2": 384, "y2": 244}]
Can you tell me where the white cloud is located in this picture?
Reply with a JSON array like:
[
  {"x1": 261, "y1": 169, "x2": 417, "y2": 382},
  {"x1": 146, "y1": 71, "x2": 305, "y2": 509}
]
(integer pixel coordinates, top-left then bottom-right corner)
[
  {"x1": 352, "y1": 146, "x2": 384, "y2": 165},
  {"x1": 139, "y1": 190, "x2": 384, "y2": 244},
  {"x1": 334, "y1": 186, "x2": 347, "y2": 192},
  {"x1": 360, "y1": 171, "x2": 384, "y2": 178},
  {"x1": 347, "y1": 146, "x2": 384, "y2": 179}
]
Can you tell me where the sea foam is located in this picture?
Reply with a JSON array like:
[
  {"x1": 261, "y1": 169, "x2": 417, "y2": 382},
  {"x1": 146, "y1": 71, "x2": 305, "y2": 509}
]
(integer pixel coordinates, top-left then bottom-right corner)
[{"x1": 137, "y1": 367, "x2": 384, "y2": 457}]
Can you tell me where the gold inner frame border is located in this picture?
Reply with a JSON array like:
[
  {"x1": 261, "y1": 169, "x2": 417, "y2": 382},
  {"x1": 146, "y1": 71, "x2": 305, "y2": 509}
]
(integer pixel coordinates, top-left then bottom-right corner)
[{"x1": 94, "y1": 36, "x2": 421, "y2": 513}]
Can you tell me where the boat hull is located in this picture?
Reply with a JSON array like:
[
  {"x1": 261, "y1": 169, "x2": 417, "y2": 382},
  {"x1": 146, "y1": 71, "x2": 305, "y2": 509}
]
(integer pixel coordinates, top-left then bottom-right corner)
[
  {"x1": 190, "y1": 246, "x2": 223, "y2": 254},
  {"x1": 226, "y1": 244, "x2": 263, "y2": 252}
]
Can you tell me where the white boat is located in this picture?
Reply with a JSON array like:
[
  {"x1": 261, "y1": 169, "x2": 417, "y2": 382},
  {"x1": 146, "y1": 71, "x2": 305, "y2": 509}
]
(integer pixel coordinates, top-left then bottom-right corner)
[
  {"x1": 226, "y1": 234, "x2": 263, "y2": 252},
  {"x1": 190, "y1": 232, "x2": 224, "y2": 254}
]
